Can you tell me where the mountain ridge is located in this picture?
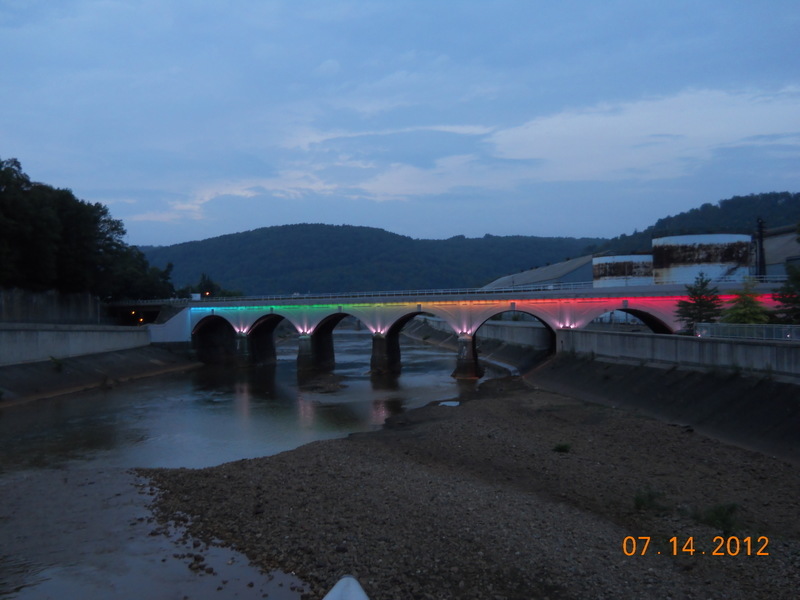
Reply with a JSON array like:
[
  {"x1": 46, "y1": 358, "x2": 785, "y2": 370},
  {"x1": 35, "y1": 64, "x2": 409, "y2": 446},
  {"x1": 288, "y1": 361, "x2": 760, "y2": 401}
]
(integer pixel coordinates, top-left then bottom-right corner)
[
  {"x1": 141, "y1": 192, "x2": 800, "y2": 295},
  {"x1": 141, "y1": 223, "x2": 603, "y2": 294}
]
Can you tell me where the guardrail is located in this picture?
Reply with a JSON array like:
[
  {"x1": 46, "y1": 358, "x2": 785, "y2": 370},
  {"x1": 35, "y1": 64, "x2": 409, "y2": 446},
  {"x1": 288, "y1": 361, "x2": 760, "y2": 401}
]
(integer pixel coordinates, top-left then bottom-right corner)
[
  {"x1": 116, "y1": 274, "x2": 788, "y2": 306},
  {"x1": 119, "y1": 281, "x2": 598, "y2": 305}
]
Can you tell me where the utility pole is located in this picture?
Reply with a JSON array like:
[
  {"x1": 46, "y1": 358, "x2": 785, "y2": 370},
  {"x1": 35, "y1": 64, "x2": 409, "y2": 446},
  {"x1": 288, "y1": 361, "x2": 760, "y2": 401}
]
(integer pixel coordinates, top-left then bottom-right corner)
[{"x1": 755, "y1": 217, "x2": 767, "y2": 280}]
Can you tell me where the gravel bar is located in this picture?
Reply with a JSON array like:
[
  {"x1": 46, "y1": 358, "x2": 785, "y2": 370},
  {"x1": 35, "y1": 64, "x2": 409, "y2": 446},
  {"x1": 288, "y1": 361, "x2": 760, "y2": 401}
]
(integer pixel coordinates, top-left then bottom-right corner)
[{"x1": 139, "y1": 377, "x2": 800, "y2": 599}]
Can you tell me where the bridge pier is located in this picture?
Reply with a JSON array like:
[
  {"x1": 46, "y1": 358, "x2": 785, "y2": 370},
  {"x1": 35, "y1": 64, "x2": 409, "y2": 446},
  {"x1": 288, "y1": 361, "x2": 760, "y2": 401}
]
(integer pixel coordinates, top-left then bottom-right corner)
[
  {"x1": 249, "y1": 327, "x2": 277, "y2": 365},
  {"x1": 297, "y1": 334, "x2": 314, "y2": 372},
  {"x1": 370, "y1": 332, "x2": 401, "y2": 375},
  {"x1": 235, "y1": 332, "x2": 250, "y2": 363},
  {"x1": 451, "y1": 334, "x2": 484, "y2": 379},
  {"x1": 296, "y1": 331, "x2": 336, "y2": 373}
]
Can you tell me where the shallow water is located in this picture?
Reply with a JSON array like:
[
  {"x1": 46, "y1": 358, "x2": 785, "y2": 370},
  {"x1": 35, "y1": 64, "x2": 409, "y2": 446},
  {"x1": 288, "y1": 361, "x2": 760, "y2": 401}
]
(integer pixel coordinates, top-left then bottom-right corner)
[{"x1": 0, "y1": 331, "x2": 477, "y2": 599}]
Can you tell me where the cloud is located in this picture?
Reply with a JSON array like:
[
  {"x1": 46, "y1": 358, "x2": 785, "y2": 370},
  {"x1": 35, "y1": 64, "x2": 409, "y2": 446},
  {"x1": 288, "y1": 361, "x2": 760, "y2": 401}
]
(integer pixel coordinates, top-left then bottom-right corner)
[
  {"x1": 271, "y1": 87, "x2": 800, "y2": 207},
  {"x1": 314, "y1": 59, "x2": 340, "y2": 77},
  {"x1": 129, "y1": 86, "x2": 800, "y2": 225},
  {"x1": 128, "y1": 210, "x2": 186, "y2": 223},
  {"x1": 357, "y1": 154, "x2": 519, "y2": 201},
  {"x1": 127, "y1": 181, "x2": 258, "y2": 223},
  {"x1": 488, "y1": 87, "x2": 800, "y2": 181},
  {"x1": 282, "y1": 124, "x2": 494, "y2": 151}
]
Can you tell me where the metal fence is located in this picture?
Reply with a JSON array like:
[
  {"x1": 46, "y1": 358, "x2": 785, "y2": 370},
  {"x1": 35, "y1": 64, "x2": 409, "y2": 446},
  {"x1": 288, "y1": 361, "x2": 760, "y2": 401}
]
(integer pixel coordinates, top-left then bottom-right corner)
[
  {"x1": 695, "y1": 322, "x2": 800, "y2": 342},
  {"x1": 121, "y1": 276, "x2": 791, "y2": 307}
]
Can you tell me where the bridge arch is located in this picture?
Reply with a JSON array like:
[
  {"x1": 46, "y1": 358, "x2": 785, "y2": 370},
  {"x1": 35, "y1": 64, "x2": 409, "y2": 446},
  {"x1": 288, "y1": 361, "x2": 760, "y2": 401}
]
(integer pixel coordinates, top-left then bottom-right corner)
[
  {"x1": 612, "y1": 309, "x2": 672, "y2": 334},
  {"x1": 577, "y1": 301, "x2": 677, "y2": 334},
  {"x1": 473, "y1": 309, "x2": 557, "y2": 374},
  {"x1": 368, "y1": 311, "x2": 438, "y2": 375},
  {"x1": 192, "y1": 315, "x2": 238, "y2": 365},
  {"x1": 248, "y1": 314, "x2": 288, "y2": 365},
  {"x1": 300, "y1": 313, "x2": 353, "y2": 372},
  {"x1": 475, "y1": 309, "x2": 556, "y2": 351}
]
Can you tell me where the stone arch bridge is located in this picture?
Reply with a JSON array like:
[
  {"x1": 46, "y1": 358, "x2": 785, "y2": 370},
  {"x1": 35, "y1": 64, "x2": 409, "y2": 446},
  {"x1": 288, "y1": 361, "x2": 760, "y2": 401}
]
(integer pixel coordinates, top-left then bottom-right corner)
[{"x1": 145, "y1": 283, "x2": 773, "y2": 378}]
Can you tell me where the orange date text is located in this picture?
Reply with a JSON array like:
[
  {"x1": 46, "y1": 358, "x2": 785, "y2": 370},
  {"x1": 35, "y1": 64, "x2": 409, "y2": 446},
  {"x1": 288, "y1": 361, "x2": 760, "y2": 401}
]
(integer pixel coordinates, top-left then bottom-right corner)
[{"x1": 621, "y1": 536, "x2": 769, "y2": 556}]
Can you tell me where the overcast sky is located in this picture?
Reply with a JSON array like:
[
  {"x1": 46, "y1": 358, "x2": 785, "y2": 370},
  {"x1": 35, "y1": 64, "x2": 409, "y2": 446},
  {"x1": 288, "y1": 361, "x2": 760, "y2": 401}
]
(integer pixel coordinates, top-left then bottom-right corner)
[{"x1": 2, "y1": 1, "x2": 799, "y2": 247}]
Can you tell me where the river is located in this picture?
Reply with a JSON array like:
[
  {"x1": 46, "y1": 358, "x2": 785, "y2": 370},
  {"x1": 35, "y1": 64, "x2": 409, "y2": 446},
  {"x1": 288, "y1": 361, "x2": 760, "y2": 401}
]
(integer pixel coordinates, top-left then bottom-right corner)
[{"x1": 0, "y1": 330, "x2": 488, "y2": 599}]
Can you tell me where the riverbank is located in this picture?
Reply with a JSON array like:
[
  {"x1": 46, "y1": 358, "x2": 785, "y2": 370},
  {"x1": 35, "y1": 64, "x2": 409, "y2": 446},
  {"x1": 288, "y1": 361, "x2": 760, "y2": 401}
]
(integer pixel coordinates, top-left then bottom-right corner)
[
  {"x1": 140, "y1": 364, "x2": 800, "y2": 599},
  {"x1": 0, "y1": 345, "x2": 200, "y2": 405},
  {"x1": 530, "y1": 354, "x2": 800, "y2": 464}
]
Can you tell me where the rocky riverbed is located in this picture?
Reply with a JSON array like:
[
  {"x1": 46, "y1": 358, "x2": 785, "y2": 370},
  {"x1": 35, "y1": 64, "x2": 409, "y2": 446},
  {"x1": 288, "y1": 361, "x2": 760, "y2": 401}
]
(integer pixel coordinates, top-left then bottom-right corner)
[{"x1": 140, "y1": 371, "x2": 800, "y2": 599}]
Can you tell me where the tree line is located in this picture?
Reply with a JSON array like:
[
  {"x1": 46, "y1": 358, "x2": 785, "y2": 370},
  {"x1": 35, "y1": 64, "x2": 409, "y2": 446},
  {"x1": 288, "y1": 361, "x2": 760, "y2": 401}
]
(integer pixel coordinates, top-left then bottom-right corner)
[
  {"x1": 676, "y1": 264, "x2": 800, "y2": 332},
  {"x1": 598, "y1": 192, "x2": 800, "y2": 255},
  {"x1": 0, "y1": 157, "x2": 180, "y2": 299}
]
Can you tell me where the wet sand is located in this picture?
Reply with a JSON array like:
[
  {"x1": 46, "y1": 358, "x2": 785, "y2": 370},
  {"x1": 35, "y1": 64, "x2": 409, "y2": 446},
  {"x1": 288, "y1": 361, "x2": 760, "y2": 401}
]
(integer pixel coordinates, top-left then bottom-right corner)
[{"x1": 140, "y1": 366, "x2": 800, "y2": 599}]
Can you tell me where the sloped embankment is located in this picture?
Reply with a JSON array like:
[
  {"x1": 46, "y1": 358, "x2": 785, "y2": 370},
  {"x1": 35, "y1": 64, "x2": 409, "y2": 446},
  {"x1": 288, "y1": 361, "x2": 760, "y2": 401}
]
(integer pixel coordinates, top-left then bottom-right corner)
[
  {"x1": 528, "y1": 354, "x2": 800, "y2": 464},
  {"x1": 0, "y1": 346, "x2": 200, "y2": 405}
]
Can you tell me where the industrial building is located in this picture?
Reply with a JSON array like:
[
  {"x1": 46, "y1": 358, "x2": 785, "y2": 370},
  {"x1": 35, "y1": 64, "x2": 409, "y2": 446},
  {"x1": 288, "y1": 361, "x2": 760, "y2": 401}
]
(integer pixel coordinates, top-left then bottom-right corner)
[{"x1": 484, "y1": 228, "x2": 800, "y2": 290}]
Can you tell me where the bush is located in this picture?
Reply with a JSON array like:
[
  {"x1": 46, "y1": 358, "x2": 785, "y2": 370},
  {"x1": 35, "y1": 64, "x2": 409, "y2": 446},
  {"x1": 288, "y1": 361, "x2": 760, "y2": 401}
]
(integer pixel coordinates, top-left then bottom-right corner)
[
  {"x1": 693, "y1": 503, "x2": 739, "y2": 535},
  {"x1": 634, "y1": 486, "x2": 668, "y2": 512}
]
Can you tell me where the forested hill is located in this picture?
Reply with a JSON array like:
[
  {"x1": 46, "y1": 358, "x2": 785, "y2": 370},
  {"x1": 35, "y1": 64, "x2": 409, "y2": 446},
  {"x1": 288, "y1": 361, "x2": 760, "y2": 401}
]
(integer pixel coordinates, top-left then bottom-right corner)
[
  {"x1": 600, "y1": 192, "x2": 800, "y2": 254},
  {"x1": 5, "y1": 153, "x2": 797, "y2": 299},
  {"x1": 142, "y1": 225, "x2": 603, "y2": 295},
  {"x1": 142, "y1": 191, "x2": 800, "y2": 296}
]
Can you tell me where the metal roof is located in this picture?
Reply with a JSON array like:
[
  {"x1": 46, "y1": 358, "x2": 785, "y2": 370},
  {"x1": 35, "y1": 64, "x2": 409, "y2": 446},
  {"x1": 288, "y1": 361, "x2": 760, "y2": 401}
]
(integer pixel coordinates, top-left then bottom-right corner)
[{"x1": 482, "y1": 254, "x2": 594, "y2": 289}]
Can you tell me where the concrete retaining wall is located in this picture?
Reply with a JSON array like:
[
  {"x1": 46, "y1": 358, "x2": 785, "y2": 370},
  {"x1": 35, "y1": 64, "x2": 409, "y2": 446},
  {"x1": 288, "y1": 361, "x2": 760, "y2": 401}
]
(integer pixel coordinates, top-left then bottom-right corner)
[
  {"x1": 0, "y1": 324, "x2": 150, "y2": 366},
  {"x1": 557, "y1": 329, "x2": 800, "y2": 383},
  {"x1": 0, "y1": 289, "x2": 105, "y2": 324}
]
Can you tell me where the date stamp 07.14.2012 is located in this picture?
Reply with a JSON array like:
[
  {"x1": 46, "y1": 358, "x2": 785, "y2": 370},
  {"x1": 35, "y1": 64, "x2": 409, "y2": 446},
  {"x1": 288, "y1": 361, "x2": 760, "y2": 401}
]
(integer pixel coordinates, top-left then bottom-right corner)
[{"x1": 622, "y1": 536, "x2": 769, "y2": 556}]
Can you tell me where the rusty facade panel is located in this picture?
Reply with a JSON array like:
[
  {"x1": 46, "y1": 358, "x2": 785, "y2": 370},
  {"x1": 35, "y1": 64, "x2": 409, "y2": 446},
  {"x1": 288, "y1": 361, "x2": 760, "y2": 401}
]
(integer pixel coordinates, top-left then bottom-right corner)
[
  {"x1": 592, "y1": 261, "x2": 653, "y2": 279},
  {"x1": 651, "y1": 241, "x2": 750, "y2": 268}
]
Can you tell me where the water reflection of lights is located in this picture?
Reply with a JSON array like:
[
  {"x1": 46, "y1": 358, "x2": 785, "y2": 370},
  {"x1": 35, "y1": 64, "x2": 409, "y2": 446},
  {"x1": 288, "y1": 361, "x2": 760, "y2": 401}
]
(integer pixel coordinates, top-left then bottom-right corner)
[
  {"x1": 370, "y1": 400, "x2": 390, "y2": 426},
  {"x1": 295, "y1": 397, "x2": 395, "y2": 428},
  {"x1": 298, "y1": 395, "x2": 315, "y2": 428},
  {"x1": 233, "y1": 382, "x2": 251, "y2": 418}
]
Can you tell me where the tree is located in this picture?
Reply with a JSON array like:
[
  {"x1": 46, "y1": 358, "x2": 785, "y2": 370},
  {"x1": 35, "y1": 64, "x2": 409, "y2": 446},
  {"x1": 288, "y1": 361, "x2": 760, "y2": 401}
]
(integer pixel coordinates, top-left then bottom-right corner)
[
  {"x1": 0, "y1": 156, "x2": 175, "y2": 299},
  {"x1": 721, "y1": 279, "x2": 770, "y2": 324},
  {"x1": 675, "y1": 272, "x2": 723, "y2": 333},
  {"x1": 772, "y1": 265, "x2": 800, "y2": 324},
  {"x1": 177, "y1": 273, "x2": 241, "y2": 298},
  {"x1": 196, "y1": 273, "x2": 221, "y2": 297},
  {"x1": 102, "y1": 247, "x2": 175, "y2": 300}
]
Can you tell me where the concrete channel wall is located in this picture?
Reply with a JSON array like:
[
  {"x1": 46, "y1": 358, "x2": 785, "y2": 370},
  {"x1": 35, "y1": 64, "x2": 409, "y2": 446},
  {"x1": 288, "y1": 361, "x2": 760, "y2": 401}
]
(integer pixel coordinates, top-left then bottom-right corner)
[
  {"x1": 0, "y1": 324, "x2": 150, "y2": 367},
  {"x1": 0, "y1": 289, "x2": 105, "y2": 324},
  {"x1": 557, "y1": 329, "x2": 800, "y2": 383}
]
